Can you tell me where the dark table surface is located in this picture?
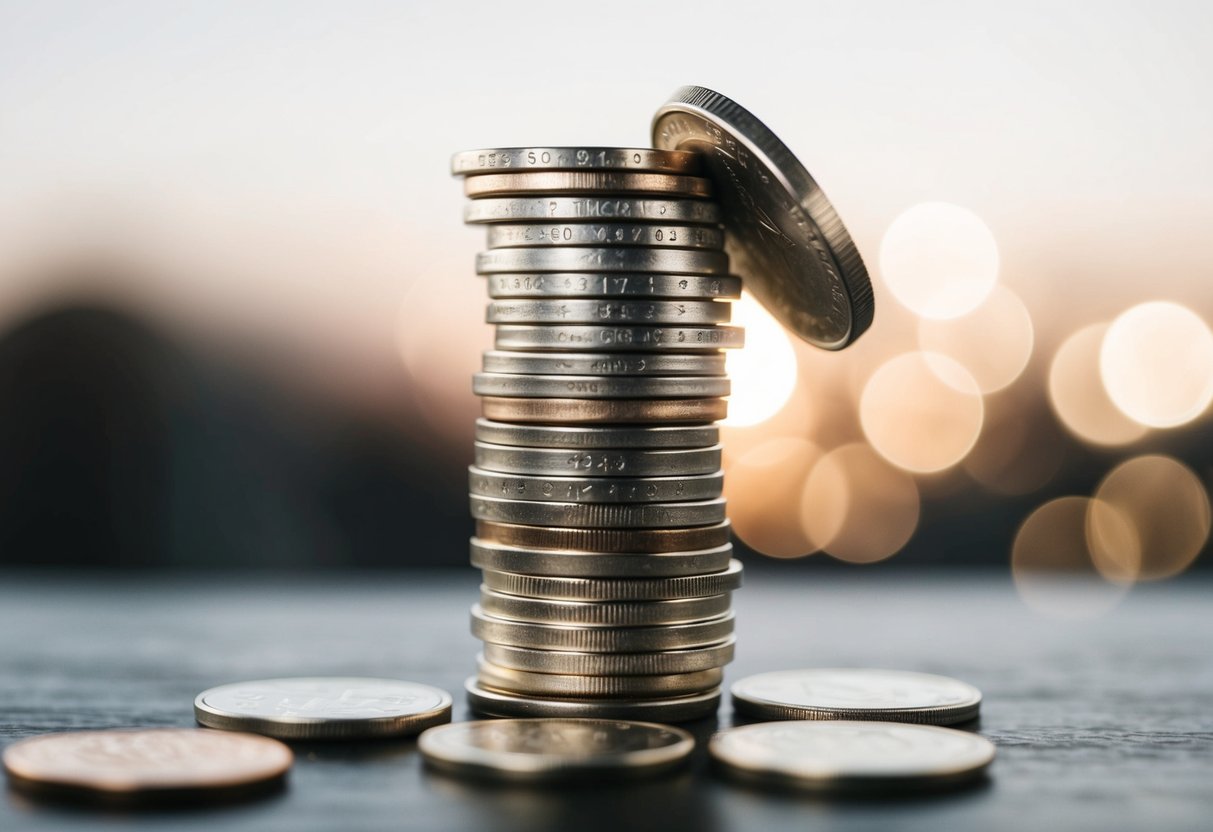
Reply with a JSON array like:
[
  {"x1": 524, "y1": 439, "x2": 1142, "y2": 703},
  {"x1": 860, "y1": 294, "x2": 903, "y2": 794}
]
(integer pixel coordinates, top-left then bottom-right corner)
[{"x1": 1, "y1": 570, "x2": 1210, "y2": 831}]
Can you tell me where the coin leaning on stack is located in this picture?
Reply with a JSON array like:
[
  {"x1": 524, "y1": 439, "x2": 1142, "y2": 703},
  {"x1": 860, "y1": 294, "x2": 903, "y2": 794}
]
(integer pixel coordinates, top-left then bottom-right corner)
[{"x1": 452, "y1": 146, "x2": 744, "y2": 722}]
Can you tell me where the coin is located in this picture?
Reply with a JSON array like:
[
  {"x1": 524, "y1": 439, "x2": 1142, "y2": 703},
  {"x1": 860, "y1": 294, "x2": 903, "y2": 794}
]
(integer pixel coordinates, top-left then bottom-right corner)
[
  {"x1": 194, "y1": 677, "x2": 454, "y2": 740},
  {"x1": 495, "y1": 324, "x2": 743, "y2": 352},
  {"x1": 487, "y1": 223, "x2": 724, "y2": 250},
  {"x1": 470, "y1": 539, "x2": 734, "y2": 578},
  {"x1": 471, "y1": 606, "x2": 734, "y2": 652},
  {"x1": 468, "y1": 467, "x2": 724, "y2": 504},
  {"x1": 480, "y1": 560, "x2": 743, "y2": 602},
  {"x1": 474, "y1": 373, "x2": 729, "y2": 400},
  {"x1": 2, "y1": 729, "x2": 291, "y2": 803},
  {"x1": 418, "y1": 718, "x2": 695, "y2": 782},
  {"x1": 477, "y1": 247, "x2": 728, "y2": 275},
  {"x1": 483, "y1": 638, "x2": 735, "y2": 676},
  {"x1": 481, "y1": 351, "x2": 727, "y2": 377},
  {"x1": 479, "y1": 587, "x2": 731, "y2": 626},
  {"x1": 709, "y1": 721, "x2": 995, "y2": 793},
  {"x1": 652, "y1": 86, "x2": 874, "y2": 349},
  {"x1": 473, "y1": 442, "x2": 723, "y2": 478},
  {"x1": 486, "y1": 273, "x2": 741, "y2": 300},
  {"x1": 452, "y1": 147, "x2": 702, "y2": 175},
  {"x1": 475, "y1": 519, "x2": 732, "y2": 553},
  {"x1": 485, "y1": 299, "x2": 732, "y2": 325},
  {"x1": 466, "y1": 680, "x2": 722, "y2": 722},
  {"x1": 469, "y1": 495, "x2": 727, "y2": 529},
  {"x1": 477, "y1": 660, "x2": 723, "y2": 698},
  {"x1": 464, "y1": 171, "x2": 712, "y2": 199},
  {"x1": 475, "y1": 419, "x2": 719, "y2": 449},
  {"x1": 482, "y1": 397, "x2": 728, "y2": 424},
  {"x1": 465, "y1": 197, "x2": 722, "y2": 225},
  {"x1": 730, "y1": 669, "x2": 983, "y2": 725}
]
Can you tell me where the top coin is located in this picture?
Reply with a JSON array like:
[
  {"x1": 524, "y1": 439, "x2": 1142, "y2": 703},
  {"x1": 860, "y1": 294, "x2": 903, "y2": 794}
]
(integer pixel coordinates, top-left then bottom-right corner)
[
  {"x1": 652, "y1": 86, "x2": 874, "y2": 350},
  {"x1": 194, "y1": 677, "x2": 453, "y2": 740},
  {"x1": 452, "y1": 147, "x2": 701, "y2": 176}
]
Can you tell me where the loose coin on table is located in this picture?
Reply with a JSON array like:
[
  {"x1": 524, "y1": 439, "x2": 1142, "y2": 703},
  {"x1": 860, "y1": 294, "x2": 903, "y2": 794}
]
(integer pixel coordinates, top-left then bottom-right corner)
[
  {"x1": 419, "y1": 718, "x2": 694, "y2": 782},
  {"x1": 480, "y1": 559, "x2": 743, "y2": 602},
  {"x1": 485, "y1": 273, "x2": 741, "y2": 300},
  {"x1": 2, "y1": 728, "x2": 292, "y2": 803},
  {"x1": 731, "y1": 668, "x2": 982, "y2": 726},
  {"x1": 466, "y1": 679, "x2": 722, "y2": 722},
  {"x1": 194, "y1": 677, "x2": 453, "y2": 740},
  {"x1": 452, "y1": 147, "x2": 702, "y2": 175},
  {"x1": 465, "y1": 196, "x2": 722, "y2": 225},
  {"x1": 710, "y1": 721, "x2": 995, "y2": 793},
  {"x1": 485, "y1": 299, "x2": 732, "y2": 325}
]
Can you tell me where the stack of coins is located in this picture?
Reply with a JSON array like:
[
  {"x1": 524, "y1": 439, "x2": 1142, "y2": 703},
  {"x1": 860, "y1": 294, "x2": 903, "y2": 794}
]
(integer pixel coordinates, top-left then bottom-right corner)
[{"x1": 451, "y1": 147, "x2": 745, "y2": 722}]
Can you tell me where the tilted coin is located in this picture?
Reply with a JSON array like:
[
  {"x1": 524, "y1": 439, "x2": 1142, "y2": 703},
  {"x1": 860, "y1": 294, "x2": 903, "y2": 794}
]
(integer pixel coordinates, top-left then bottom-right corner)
[
  {"x1": 473, "y1": 442, "x2": 723, "y2": 478},
  {"x1": 478, "y1": 587, "x2": 731, "y2": 626},
  {"x1": 466, "y1": 679, "x2": 721, "y2": 723},
  {"x1": 476, "y1": 519, "x2": 732, "y2": 554},
  {"x1": 653, "y1": 85, "x2": 874, "y2": 349},
  {"x1": 482, "y1": 396, "x2": 728, "y2": 425},
  {"x1": 487, "y1": 223, "x2": 724, "y2": 250},
  {"x1": 481, "y1": 351, "x2": 727, "y2": 377},
  {"x1": 731, "y1": 669, "x2": 982, "y2": 726},
  {"x1": 486, "y1": 299, "x2": 732, "y2": 325},
  {"x1": 468, "y1": 467, "x2": 724, "y2": 504},
  {"x1": 452, "y1": 147, "x2": 701, "y2": 176},
  {"x1": 2, "y1": 729, "x2": 291, "y2": 803},
  {"x1": 486, "y1": 272, "x2": 741, "y2": 300},
  {"x1": 419, "y1": 717, "x2": 695, "y2": 782},
  {"x1": 477, "y1": 660, "x2": 723, "y2": 698},
  {"x1": 471, "y1": 606, "x2": 735, "y2": 652},
  {"x1": 483, "y1": 638, "x2": 735, "y2": 676},
  {"x1": 477, "y1": 247, "x2": 727, "y2": 275},
  {"x1": 709, "y1": 721, "x2": 995, "y2": 793},
  {"x1": 469, "y1": 539, "x2": 735, "y2": 579},
  {"x1": 495, "y1": 325, "x2": 743, "y2": 353},
  {"x1": 465, "y1": 197, "x2": 722, "y2": 225},
  {"x1": 469, "y1": 495, "x2": 727, "y2": 529},
  {"x1": 475, "y1": 419, "x2": 719, "y2": 449},
  {"x1": 464, "y1": 171, "x2": 712, "y2": 199},
  {"x1": 194, "y1": 677, "x2": 454, "y2": 740},
  {"x1": 480, "y1": 560, "x2": 744, "y2": 602}
]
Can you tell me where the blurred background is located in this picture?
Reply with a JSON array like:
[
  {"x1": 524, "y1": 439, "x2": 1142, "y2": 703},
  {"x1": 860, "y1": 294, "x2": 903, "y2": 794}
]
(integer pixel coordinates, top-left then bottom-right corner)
[{"x1": 2, "y1": 1, "x2": 1211, "y2": 616}]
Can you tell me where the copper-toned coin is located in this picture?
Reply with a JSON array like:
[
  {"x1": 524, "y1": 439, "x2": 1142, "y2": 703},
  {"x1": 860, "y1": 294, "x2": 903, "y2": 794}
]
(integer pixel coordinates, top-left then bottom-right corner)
[
  {"x1": 481, "y1": 396, "x2": 727, "y2": 424},
  {"x1": 475, "y1": 519, "x2": 731, "y2": 554}
]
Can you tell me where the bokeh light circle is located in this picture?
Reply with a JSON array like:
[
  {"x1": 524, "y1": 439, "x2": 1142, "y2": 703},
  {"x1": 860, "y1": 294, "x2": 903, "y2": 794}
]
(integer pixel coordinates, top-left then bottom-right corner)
[
  {"x1": 1049, "y1": 324, "x2": 1148, "y2": 446},
  {"x1": 879, "y1": 202, "x2": 999, "y2": 320},
  {"x1": 725, "y1": 293, "x2": 798, "y2": 427},
  {"x1": 725, "y1": 437, "x2": 822, "y2": 558},
  {"x1": 917, "y1": 284, "x2": 1034, "y2": 393}
]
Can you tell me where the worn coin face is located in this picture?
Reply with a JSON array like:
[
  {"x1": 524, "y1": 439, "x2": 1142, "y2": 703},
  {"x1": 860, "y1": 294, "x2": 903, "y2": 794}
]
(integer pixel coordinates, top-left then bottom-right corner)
[
  {"x1": 710, "y1": 721, "x2": 994, "y2": 792},
  {"x1": 464, "y1": 171, "x2": 712, "y2": 199},
  {"x1": 2, "y1": 728, "x2": 292, "y2": 801},
  {"x1": 419, "y1": 718, "x2": 695, "y2": 782},
  {"x1": 653, "y1": 86, "x2": 874, "y2": 350},
  {"x1": 194, "y1": 677, "x2": 454, "y2": 739},
  {"x1": 465, "y1": 197, "x2": 722, "y2": 225},
  {"x1": 475, "y1": 419, "x2": 719, "y2": 449},
  {"x1": 465, "y1": 680, "x2": 721, "y2": 723},
  {"x1": 731, "y1": 668, "x2": 982, "y2": 725},
  {"x1": 479, "y1": 559, "x2": 743, "y2": 602},
  {"x1": 452, "y1": 147, "x2": 702, "y2": 176},
  {"x1": 485, "y1": 273, "x2": 741, "y2": 300}
]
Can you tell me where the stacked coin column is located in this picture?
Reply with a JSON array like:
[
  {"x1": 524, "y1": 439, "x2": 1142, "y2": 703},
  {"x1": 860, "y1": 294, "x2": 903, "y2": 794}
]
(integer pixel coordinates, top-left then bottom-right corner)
[{"x1": 452, "y1": 148, "x2": 744, "y2": 722}]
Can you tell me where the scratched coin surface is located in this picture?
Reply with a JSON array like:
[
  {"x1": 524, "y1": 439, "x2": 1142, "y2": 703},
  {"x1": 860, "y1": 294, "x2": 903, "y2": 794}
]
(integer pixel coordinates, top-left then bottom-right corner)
[
  {"x1": 710, "y1": 721, "x2": 994, "y2": 792},
  {"x1": 731, "y1": 668, "x2": 982, "y2": 725},
  {"x1": 419, "y1": 718, "x2": 694, "y2": 781},
  {"x1": 194, "y1": 677, "x2": 453, "y2": 739},
  {"x1": 2, "y1": 728, "x2": 292, "y2": 801}
]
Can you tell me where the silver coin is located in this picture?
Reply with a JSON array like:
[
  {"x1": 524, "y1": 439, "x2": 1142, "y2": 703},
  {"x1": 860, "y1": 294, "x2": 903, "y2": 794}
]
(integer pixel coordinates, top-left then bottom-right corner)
[
  {"x1": 483, "y1": 638, "x2": 735, "y2": 676},
  {"x1": 477, "y1": 660, "x2": 723, "y2": 698},
  {"x1": 452, "y1": 147, "x2": 701, "y2": 175},
  {"x1": 419, "y1": 717, "x2": 695, "y2": 782},
  {"x1": 731, "y1": 669, "x2": 982, "y2": 726},
  {"x1": 473, "y1": 373, "x2": 730, "y2": 400},
  {"x1": 194, "y1": 677, "x2": 454, "y2": 740},
  {"x1": 486, "y1": 272, "x2": 741, "y2": 300},
  {"x1": 653, "y1": 86, "x2": 874, "y2": 350},
  {"x1": 477, "y1": 247, "x2": 728, "y2": 275},
  {"x1": 469, "y1": 495, "x2": 727, "y2": 529},
  {"x1": 481, "y1": 395, "x2": 728, "y2": 425},
  {"x1": 464, "y1": 171, "x2": 713, "y2": 199},
  {"x1": 470, "y1": 539, "x2": 734, "y2": 579},
  {"x1": 480, "y1": 560, "x2": 743, "y2": 602},
  {"x1": 480, "y1": 352, "x2": 727, "y2": 377},
  {"x1": 471, "y1": 606, "x2": 734, "y2": 652},
  {"x1": 487, "y1": 223, "x2": 724, "y2": 250},
  {"x1": 474, "y1": 442, "x2": 722, "y2": 478},
  {"x1": 465, "y1": 197, "x2": 722, "y2": 225},
  {"x1": 465, "y1": 679, "x2": 722, "y2": 723},
  {"x1": 477, "y1": 519, "x2": 732, "y2": 554},
  {"x1": 709, "y1": 721, "x2": 995, "y2": 793},
  {"x1": 486, "y1": 299, "x2": 731, "y2": 325},
  {"x1": 494, "y1": 324, "x2": 743, "y2": 352},
  {"x1": 476, "y1": 419, "x2": 718, "y2": 449},
  {"x1": 479, "y1": 587, "x2": 731, "y2": 627},
  {"x1": 468, "y1": 467, "x2": 723, "y2": 504}
]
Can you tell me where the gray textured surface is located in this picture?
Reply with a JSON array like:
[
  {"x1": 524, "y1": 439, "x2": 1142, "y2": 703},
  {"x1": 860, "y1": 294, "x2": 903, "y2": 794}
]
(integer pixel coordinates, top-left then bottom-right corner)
[{"x1": 1, "y1": 571, "x2": 1210, "y2": 830}]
